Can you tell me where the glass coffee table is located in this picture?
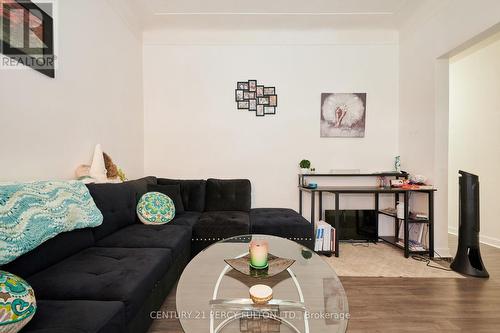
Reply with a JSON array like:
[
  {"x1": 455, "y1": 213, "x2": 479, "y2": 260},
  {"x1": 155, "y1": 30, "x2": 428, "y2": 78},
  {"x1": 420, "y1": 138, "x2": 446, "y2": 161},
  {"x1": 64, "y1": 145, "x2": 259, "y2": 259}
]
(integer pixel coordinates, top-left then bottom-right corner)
[{"x1": 177, "y1": 235, "x2": 349, "y2": 333}]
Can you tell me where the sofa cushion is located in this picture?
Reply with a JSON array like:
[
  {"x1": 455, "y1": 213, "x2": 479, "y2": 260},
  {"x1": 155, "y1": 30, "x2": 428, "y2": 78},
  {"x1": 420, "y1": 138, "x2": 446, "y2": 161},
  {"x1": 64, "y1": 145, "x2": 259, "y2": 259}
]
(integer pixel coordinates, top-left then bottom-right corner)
[
  {"x1": 169, "y1": 211, "x2": 201, "y2": 229},
  {"x1": 1, "y1": 228, "x2": 94, "y2": 278},
  {"x1": 157, "y1": 179, "x2": 206, "y2": 212},
  {"x1": 95, "y1": 224, "x2": 191, "y2": 258},
  {"x1": 250, "y1": 208, "x2": 314, "y2": 248},
  {"x1": 205, "y1": 179, "x2": 251, "y2": 212},
  {"x1": 27, "y1": 247, "x2": 172, "y2": 320},
  {"x1": 136, "y1": 192, "x2": 176, "y2": 225},
  {"x1": 194, "y1": 211, "x2": 250, "y2": 240},
  {"x1": 124, "y1": 176, "x2": 157, "y2": 203},
  {"x1": 22, "y1": 300, "x2": 126, "y2": 333},
  {"x1": 124, "y1": 177, "x2": 158, "y2": 225},
  {"x1": 147, "y1": 183, "x2": 185, "y2": 213},
  {"x1": 86, "y1": 183, "x2": 136, "y2": 240},
  {"x1": 191, "y1": 211, "x2": 250, "y2": 255}
]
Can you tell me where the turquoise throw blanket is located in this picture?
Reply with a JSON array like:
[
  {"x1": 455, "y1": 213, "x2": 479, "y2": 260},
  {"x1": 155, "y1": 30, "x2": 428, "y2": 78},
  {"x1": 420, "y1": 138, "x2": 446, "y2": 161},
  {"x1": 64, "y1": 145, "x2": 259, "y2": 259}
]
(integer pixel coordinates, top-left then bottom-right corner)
[{"x1": 0, "y1": 181, "x2": 103, "y2": 265}]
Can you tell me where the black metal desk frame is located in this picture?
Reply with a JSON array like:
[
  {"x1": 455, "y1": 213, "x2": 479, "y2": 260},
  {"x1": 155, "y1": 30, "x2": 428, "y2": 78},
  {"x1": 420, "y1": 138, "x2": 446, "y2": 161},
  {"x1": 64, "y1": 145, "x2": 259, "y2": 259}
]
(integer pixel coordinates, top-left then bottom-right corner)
[{"x1": 298, "y1": 173, "x2": 435, "y2": 258}]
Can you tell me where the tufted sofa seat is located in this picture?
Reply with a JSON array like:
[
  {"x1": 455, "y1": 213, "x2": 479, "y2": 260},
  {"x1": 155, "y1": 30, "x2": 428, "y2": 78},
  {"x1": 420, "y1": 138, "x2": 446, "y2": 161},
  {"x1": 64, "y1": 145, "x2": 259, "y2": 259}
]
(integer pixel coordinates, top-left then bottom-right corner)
[
  {"x1": 192, "y1": 211, "x2": 251, "y2": 254},
  {"x1": 22, "y1": 300, "x2": 126, "y2": 333},
  {"x1": 28, "y1": 247, "x2": 172, "y2": 320}
]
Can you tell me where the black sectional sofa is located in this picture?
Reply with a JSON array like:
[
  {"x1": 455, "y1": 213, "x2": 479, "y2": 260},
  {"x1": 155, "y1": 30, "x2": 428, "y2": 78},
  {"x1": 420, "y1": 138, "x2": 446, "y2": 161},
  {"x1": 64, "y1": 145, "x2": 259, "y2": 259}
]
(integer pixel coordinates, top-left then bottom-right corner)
[{"x1": 1, "y1": 177, "x2": 313, "y2": 333}]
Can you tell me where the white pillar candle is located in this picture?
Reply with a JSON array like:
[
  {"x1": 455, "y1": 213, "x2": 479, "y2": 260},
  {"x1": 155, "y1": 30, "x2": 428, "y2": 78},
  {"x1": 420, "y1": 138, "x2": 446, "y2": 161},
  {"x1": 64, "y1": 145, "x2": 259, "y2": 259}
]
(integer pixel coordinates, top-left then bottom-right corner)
[{"x1": 249, "y1": 240, "x2": 268, "y2": 268}]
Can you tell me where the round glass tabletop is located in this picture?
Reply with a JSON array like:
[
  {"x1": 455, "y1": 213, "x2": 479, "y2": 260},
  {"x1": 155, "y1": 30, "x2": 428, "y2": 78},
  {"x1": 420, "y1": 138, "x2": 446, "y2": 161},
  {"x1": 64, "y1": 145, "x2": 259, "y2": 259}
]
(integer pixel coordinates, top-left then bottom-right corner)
[{"x1": 176, "y1": 235, "x2": 349, "y2": 333}]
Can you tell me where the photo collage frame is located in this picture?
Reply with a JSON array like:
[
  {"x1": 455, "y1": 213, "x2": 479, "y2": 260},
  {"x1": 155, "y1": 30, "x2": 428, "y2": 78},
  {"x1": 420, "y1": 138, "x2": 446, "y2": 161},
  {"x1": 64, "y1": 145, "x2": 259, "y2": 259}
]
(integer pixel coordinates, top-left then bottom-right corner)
[{"x1": 235, "y1": 80, "x2": 277, "y2": 116}]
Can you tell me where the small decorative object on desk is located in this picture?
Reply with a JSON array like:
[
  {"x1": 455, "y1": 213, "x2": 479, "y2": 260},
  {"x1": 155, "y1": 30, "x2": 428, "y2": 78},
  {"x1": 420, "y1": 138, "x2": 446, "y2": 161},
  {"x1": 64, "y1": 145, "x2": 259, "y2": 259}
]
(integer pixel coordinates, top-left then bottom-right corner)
[
  {"x1": 383, "y1": 177, "x2": 391, "y2": 188},
  {"x1": 394, "y1": 155, "x2": 401, "y2": 172},
  {"x1": 225, "y1": 254, "x2": 295, "y2": 278},
  {"x1": 390, "y1": 179, "x2": 404, "y2": 188},
  {"x1": 249, "y1": 285, "x2": 273, "y2": 305},
  {"x1": 409, "y1": 174, "x2": 427, "y2": 185},
  {"x1": 249, "y1": 240, "x2": 269, "y2": 269},
  {"x1": 299, "y1": 159, "x2": 311, "y2": 175},
  {"x1": 306, "y1": 182, "x2": 317, "y2": 189},
  {"x1": 0, "y1": 271, "x2": 37, "y2": 333}
]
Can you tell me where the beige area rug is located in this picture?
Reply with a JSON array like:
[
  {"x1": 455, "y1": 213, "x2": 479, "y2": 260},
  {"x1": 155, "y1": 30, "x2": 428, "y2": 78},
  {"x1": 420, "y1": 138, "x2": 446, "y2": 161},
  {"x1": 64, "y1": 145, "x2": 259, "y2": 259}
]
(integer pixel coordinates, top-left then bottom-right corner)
[{"x1": 322, "y1": 242, "x2": 463, "y2": 278}]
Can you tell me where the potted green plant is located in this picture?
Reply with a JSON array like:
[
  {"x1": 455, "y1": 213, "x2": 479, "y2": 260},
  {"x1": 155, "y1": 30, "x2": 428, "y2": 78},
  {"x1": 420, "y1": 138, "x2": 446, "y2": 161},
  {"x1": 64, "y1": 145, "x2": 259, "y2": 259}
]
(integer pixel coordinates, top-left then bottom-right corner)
[{"x1": 299, "y1": 159, "x2": 311, "y2": 174}]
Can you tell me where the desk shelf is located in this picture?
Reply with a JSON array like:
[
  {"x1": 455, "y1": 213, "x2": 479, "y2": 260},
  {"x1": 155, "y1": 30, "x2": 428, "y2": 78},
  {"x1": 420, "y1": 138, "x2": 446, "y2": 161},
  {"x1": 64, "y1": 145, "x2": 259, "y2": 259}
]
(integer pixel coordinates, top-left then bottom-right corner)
[
  {"x1": 378, "y1": 210, "x2": 430, "y2": 223},
  {"x1": 379, "y1": 236, "x2": 430, "y2": 255}
]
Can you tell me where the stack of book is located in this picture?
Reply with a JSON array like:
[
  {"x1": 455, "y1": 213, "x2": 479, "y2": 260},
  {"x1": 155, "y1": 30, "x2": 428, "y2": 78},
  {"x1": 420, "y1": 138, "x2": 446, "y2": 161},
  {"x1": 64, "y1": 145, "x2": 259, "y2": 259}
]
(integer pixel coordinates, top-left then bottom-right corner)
[
  {"x1": 396, "y1": 240, "x2": 427, "y2": 251},
  {"x1": 314, "y1": 220, "x2": 336, "y2": 253},
  {"x1": 397, "y1": 221, "x2": 428, "y2": 251}
]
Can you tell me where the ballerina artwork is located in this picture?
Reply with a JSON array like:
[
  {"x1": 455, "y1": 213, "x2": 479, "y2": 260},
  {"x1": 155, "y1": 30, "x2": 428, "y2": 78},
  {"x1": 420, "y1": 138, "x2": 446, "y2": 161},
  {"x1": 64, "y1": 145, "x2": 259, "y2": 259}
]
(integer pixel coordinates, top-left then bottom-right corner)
[{"x1": 320, "y1": 93, "x2": 367, "y2": 137}]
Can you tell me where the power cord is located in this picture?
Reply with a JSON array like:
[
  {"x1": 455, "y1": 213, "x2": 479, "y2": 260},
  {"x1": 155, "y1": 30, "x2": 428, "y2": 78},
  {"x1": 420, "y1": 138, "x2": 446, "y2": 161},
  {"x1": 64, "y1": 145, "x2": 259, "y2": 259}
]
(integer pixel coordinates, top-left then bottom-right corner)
[
  {"x1": 411, "y1": 249, "x2": 453, "y2": 272},
  {"x1": 351, "y1": 242, "x2": 370, "y2": 247},
  {"x1": 404, "y1": 215, "x2": 453, "y2": 271}
]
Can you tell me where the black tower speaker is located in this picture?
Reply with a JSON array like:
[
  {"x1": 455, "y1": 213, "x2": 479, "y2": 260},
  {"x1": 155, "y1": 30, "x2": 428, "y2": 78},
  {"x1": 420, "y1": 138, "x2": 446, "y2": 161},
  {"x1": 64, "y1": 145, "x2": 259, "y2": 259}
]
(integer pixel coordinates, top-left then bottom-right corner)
[{"x1": 450, "y1": 171, "x2": 489, "y2": 278}]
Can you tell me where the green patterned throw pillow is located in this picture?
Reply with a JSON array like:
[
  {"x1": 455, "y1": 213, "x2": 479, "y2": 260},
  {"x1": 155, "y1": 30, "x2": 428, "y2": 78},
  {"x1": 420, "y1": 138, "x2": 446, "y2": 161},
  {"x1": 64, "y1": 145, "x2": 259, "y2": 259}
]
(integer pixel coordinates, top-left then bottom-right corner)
[
  {"x1": 136, "y1": 192, "x2": 175, "y2": 225},
  {"x1": 0, "y1": 270, "x2": 37, "y2": 333}
]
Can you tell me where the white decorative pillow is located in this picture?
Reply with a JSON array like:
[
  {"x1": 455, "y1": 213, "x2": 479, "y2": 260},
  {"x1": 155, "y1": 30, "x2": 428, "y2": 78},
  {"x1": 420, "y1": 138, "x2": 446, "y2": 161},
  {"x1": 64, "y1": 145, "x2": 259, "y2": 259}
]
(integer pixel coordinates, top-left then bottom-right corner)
[{"x1": 136, "y1": 192, "x2": 175, "y2": 225}]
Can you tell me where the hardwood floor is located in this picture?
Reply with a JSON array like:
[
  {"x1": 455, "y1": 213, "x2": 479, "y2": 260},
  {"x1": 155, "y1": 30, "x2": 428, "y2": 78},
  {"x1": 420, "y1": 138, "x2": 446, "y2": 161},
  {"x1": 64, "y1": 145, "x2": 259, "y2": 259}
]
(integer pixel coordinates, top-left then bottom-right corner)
[
  {"x1": 342, "y1": 235, "x2": 500, "y2": 333},
  {"x1": 149, "y1": 235, "x2": 500, "y2": 332}
]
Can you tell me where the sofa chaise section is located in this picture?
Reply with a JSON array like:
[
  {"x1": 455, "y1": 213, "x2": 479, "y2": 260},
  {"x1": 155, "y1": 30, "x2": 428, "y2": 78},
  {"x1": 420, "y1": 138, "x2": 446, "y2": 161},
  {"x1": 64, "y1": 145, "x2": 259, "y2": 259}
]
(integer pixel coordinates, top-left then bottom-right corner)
[{"x1": 250, "y1": 208, "x2": 314, "y2": 249}]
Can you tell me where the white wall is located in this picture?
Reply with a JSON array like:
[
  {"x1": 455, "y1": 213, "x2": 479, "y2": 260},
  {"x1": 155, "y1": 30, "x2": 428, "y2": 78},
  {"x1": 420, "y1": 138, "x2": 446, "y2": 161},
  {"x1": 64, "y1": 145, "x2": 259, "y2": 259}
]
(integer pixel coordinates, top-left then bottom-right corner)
[
  {"x1": 0, "y1": 0, "x2": 144, "y2": 181},
  {"x1": 143, "y1": 29, "x2": 399, "y2": 231},
  {"x1": 398, "y1": 0, "x2": 500, "y2": 256},
  {"x1": 448, "y1": 35, "x2": 500, "y2": 247}
]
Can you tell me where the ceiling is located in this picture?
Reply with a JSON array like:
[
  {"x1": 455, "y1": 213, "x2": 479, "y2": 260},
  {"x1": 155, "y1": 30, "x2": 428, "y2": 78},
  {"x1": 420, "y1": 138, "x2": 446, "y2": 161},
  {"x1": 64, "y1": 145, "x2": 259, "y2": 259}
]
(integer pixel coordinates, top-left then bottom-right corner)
[{"x1": 116, "y1": 0, "x2": 429, "y2": 31}]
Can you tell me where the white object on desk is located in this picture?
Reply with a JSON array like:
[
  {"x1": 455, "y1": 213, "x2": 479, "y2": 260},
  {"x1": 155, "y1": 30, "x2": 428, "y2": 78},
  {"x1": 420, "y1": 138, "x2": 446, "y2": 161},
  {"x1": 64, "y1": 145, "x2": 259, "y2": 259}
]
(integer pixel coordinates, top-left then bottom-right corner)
[
  {"x1": 396, "y1": 202, "x2": 405, "y2": 219},
  {"x1": 329, "y1": 169, "x2": 361, "y2": 174}
]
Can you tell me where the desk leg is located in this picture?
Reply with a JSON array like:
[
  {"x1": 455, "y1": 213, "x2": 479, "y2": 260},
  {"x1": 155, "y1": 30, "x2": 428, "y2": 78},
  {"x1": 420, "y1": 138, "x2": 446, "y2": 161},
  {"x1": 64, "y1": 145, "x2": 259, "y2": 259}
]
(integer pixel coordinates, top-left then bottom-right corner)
[
  {"x1": 311, "y1": 191, "x2": 315, "y2": 225},
  {"x1": 429, "y1": 191, "x2": 435, "y2": 258},
  {"x1": 299, "y1": 190, "x2": 303, "y2": 215},
  {"x1": 404, "y1": 192, "x2": 410, "y2": 258},
  {"x1": 319, "y1": 191, "x2": 323, "y2": 220},
  {"x1": 394, "y1": 193, "x2": 399, "y2": 240},
  {"x1": 375, "y1": 192, "x2": 379, "y2": 243},
  {"x1": 335, "y1": 193, "x2": 340, "y2": 257}
]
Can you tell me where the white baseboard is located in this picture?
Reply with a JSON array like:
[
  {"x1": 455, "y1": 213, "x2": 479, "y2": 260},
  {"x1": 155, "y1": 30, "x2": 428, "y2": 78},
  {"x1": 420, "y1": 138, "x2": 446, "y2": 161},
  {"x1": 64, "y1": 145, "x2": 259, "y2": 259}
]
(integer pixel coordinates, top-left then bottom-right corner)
[
  {"x1": 448, "y1": 226, "x2": 500, "y2": 249},
  {"x1": 478, "y1": 234, "x2": 500, "y2": 249},
  {"x1": 434, "y1": 247, "x2": 451, "y2": 258}
]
